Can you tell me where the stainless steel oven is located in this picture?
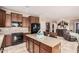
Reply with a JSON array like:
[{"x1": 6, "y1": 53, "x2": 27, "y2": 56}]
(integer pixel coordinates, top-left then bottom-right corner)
[{"x1": 12, "y1": 33, "x2": 23, "y2": 45}]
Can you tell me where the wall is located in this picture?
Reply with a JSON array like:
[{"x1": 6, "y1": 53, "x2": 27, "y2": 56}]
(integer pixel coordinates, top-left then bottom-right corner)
[
  {"x1": 39, "y1": 17, "x2": 58, "y2": 32},
  {"x1": 39, "y1": 17, "x2": 47, "y2": 31}
]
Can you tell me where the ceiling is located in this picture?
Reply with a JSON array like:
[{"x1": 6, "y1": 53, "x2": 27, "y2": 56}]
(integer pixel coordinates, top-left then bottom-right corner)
[{"x1": 2, "y1": 6, "x2": 79, "y2": 20}]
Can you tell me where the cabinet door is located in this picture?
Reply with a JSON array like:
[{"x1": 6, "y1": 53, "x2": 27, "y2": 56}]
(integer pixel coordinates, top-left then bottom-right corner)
[
  {"x1": 40, "y1": 43, "x2": 52, "y2": 53},
  {"x1": 26, "y1": 39, "x2": 29, "y2": 50},
  {"x1": 29, "y1": 16, "x2": 36, "y2": 23},
  {"x1": 29, "y1": 39, "x2": 33, "y2": 53},
  {"x1": 5, "y1": 35, "x2": 12, "y2": 46},
  {"x1": 11, "y1": 13, "x2": 17, "y2": 21},
  {"x1": 34, "y1": 44, "x2": 39, "y2": 53},
  {"x1": 26, "y1": 37, "x2": 29, "y2": 51},
  {"x1": 5, "y1": 14, "x2": 11, "y2": 27},
  {"x1": 0, "y1": 10, "x2": 3, "y2": 26},
  {"x1": 22, "y1": 17, "x2": 29, "y2": 27},
  {"x1": 35, "y1": 17, "x2": 39, "y2": 23},
  {"x1": 17, "y1": 14, "x2": 22, "y2": 22},
  {"x1": 31, "y1": 17, "x2": 36, "y2": 23},
  {"x1": 34, "y1": 40, "x2": 39, "y2": 53},
  {"x1": 0, "y1": 9, "x2": 6, "y2": 27}
]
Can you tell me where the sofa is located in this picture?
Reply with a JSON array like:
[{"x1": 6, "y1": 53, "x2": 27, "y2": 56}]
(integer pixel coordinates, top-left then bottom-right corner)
[{"x1": 63, "y1": 30, "x2": 77, "y2": 42}]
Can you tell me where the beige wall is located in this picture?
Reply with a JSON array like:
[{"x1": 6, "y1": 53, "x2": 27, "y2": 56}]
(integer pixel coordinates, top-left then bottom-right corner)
[{"x1": 39, "y1": 17, "x2": 58, "y2": 32}]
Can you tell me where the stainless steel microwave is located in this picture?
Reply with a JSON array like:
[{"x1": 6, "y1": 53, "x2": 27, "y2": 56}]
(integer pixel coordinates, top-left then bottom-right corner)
[{"x1": 12, "y1": 22, "x2": 22, "y2": 27}]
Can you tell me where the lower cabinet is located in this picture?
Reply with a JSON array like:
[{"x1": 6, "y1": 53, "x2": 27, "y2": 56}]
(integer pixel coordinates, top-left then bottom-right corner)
[
  {"x1": 25, "y1": 36, "x2": 60, "y2": 53},
  {"x1": 29, "y1": 38, "x2": 33, "y2": 53},
  {"x1": 33, "y1": 40, "x2": 39, "y2": 53},
  {"x1": 26, "y1": 36, "x2": 30, "y2": 51},
  {"x1": 5, "y1": 35, "x2": 12, "y2": 47},
  {"x1": 40, "y1": 43, "x2": 52, "y2": 53},
  {"x1": 26, "y1": 36, "x2": 52, "y2": 53}
]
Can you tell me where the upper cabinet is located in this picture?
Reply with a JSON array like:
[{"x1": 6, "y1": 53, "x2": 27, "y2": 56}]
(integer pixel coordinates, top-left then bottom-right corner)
[
  {"x1": 29, "y1": 16, "x2": 39, "y2": 23},
  {"x1": 0, "y1": 9, "x2": 6, "y2": 27},
  {"x1": 22, "y1": 17, "x2": 29, "y2": 27},
  {"x1": 11, "y1": 13, "x2": 22, "y2": 22},
  {"x1": 5, "y1": 14, "x2": 11, "y2": 27},
  {"x1": 28, "y1": 16, "x2": 39, "y2": 33},
  {"x1": 17, "y1": 14, "x2": 22, "y2": 22}
]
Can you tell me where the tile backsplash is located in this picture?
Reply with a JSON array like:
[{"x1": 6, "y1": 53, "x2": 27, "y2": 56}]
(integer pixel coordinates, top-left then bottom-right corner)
[{"x1": 0, "y1": 27, "x2": 29, "y2": 34}]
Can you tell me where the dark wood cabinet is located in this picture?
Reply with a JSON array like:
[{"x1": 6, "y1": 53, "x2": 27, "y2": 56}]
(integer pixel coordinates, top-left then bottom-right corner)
[
  {"x1": 5, "y1": 14, "x2": 11, "y2": 27},
  {"x1": 29, "y1": 16, "x2": 39, "y2": 23},
  {"x1": 28, "y1": 16, "x2": 39, "y2": 33},
  {"x1": 0, "y1": 9, "x2": 6, "y2": 27},
  {"x1": 33, "y1": 40, "x2": 40, "y2": 53},
  {"x1": 29, "y1": 38, "x2": 34, "y2": 53},
  {"x1": 40, "y1": 43, "x2": 52, "y2": 53},
  {"x1": 22, "y1": 17, "x2": 29, "y2": 27},
  {"x1": 11, "y1": 13, "x2": 17, "y2": 22},
  {"x1": 26, "y1": 36, "x2": 30, "y2": 51},
  {"x1": 11, "y1": 13, "x2": 22, "y2": 22},
  {"x1": 17, "y1": 14, "x2": 22, "y2": 22},
  {"x1": 5, "y1": 35, "x2": 12, "y2": 47}
]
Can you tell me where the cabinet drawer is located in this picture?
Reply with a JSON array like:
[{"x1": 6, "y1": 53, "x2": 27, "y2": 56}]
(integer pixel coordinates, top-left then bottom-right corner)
[
  {"x1": 34, "y1": 44, "x2": 39, "y2": 53},
  {"x1": 5, "y1": 35, "x2": 12, "y2": 46}
]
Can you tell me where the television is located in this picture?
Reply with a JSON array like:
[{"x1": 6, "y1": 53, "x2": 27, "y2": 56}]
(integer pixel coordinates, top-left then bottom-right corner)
[{"x1": 31, "y1": 23, "x2": 40, "y2": 34}]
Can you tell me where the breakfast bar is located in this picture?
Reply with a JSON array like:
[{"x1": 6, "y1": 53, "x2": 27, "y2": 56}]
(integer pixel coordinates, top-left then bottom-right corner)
[{"x1": 25, "y1": 34, "x2": 61, "y2": 53}]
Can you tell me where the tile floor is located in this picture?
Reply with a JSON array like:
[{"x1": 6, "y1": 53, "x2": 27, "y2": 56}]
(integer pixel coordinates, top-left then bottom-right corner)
[{"x1": 3, "y1": 42, "x2": 29, "y2": 53}]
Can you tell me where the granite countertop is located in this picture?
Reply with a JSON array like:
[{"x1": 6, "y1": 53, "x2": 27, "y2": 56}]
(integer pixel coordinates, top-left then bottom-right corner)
[
  {"x1": 26, "y1": 34, "x2": 61, "y2": 48},
  {"x1": 0, "y1": 34, "x2": 4, "y2": 48}
]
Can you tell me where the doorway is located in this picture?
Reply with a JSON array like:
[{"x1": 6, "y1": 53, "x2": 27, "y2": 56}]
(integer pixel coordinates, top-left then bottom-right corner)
[{"x1": 76, "y1": 23, "x2": 79, "y2": 33}]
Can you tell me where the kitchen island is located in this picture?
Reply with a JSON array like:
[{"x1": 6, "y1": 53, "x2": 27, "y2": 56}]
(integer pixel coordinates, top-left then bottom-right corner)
[{"x1": 25, "y1": 34, "x2": 61, "y2": 53}]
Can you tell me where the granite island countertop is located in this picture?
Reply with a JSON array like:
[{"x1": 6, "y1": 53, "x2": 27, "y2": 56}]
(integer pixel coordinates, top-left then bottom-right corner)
[{"x1": 26, "y1": 34, "x2": 61, "y2": 48}]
